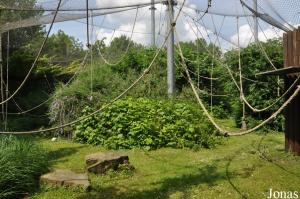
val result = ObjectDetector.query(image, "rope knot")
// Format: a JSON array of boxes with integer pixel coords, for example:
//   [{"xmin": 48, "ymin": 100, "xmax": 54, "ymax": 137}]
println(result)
[{"xmin": 144, "ymin": 68, "xmax": 150, "ymax": 74}]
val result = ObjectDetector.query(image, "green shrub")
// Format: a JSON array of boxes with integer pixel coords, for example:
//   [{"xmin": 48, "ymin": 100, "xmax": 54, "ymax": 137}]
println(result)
[
  {"xmin": 74, "ymin": 98, "xmax": 219, "ymax": 150},
  {"xmin": 0, "ymin": 136, "xmax": 49, "ymax": 199}
]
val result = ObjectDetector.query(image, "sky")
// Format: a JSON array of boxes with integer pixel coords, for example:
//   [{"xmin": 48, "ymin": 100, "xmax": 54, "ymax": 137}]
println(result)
[{"xmin": 37, "ymin": 0, "xmax": 298, "ymax": 51}]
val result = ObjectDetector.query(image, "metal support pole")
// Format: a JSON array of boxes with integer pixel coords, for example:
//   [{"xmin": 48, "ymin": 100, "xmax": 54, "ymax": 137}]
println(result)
[
  {"xmin": 150, "ymin": 0, "xmax": 156, "ymax": 46},
  {"xmin": 253, "ymin": 0, "xmax": 258, "ymax": 42},
  {"xmin": 4, "ymin": 31, "xmax": 9, "ymax": 130},
  {"xmin": 0, "ymin": 32, "xmax": 4, "ymax": 123},
  {"xmin": 86, "ymin": 0, "xmax": 90, "ymax": 48},
  {"xmin": 166, "ymin": 0, "xmax": 175, "ymax": 97}
]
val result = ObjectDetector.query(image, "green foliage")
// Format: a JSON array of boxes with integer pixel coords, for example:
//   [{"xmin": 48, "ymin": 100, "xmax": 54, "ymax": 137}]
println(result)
[
  {"xmin": 40, "ymin": 30, "xmax": 84, "ymax": 62},
  {"xmin": 176, "ymin": 39, "xmax": 231, "ymax": 115},
  {"xmin": 0, "ymin": 136, "xmax": 49, "ymax": 199},
  {"xmin": 0, "ymin": 0, "xmax": 43, "ymax": 52},
  {"xmin": 74, "ymin": 98, "xmax": 219, "ymax": 150},
  {"xmin": 224, "ymin": 39, "xmax": 285, "ymax": 130}
]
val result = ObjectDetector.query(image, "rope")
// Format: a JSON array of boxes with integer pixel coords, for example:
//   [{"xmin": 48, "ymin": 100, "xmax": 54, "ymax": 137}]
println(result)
[
  {"xmin": 0, "ymin": 2, "xmax": 160, "ymax": 12},
  {"xmin": 180, "ymin": 10, "xmax": 237, "ymax": 47},
  {"xmin": 180, "ymin": 3, "xmax": 253, "ymax": 17},
  {"xmin": 174, "ymin": 9, "xmax": 300, "ymax": 136},
  {"xmin": 174, "ymin": 62, "xmax": 230, "ymax": 97},
  {"xmin": 195, "ymin": 0, "xmax": 212, "ymax": 22},
  {"xmin": 175, "ymin": 29, "xmax": 300, "ymax": 136},
  {"xmin": 1, "ymin": 52, "xmax": 89, "ymax": 116},
  {"xmin": 0, "ymin": 0, "xmax": 187, "ymax": 135},
  {"xmin": 96, "ymin": 8, "xmax": 139, "ymax": 66},
  {"xmin": 241, "ymin": 2, "xmax": 277, "ymax": 70},
  {"xmin": 0, "ymin": 0, "xmax": 63, "ymax": 106},
  {"xmin": 186, "ymin": 14, "xmax": 296, "ymax": 114},
  {"xmin": 264, "ymin": 0, "xmax": 294, "ymax": 30},
  {"xmin": 241, "ymin": 76, "xmax": 300, "ymax": 113},
  {"xmin": 237, "ymin": 16, "xmax": 247, "ymax": 126}
]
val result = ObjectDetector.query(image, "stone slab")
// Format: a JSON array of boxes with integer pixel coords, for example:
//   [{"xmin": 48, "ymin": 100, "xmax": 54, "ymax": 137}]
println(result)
[
  {"xmin": 40, "ymin": 169, "xmax": 90, "ymax": 191},
  {"xmin": 85, "ymin": 152, "xmax": 130, "ymax": 174}
]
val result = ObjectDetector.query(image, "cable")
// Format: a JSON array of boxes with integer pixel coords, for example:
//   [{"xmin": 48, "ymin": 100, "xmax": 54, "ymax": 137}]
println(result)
[
  {"xmin": 174, "ymin": 10, "xmax": 300, "ymax": 135},
  {"xmin": 1, "ymin": 52, "xmax": 89, "ymax": 116},
  {"xmin": 241, "ymin": 4, "xmax": 277, "ymax": 70},
  {"xmin": 175, "ymin": 29, "xmax": 300, "ymax": 136},
  {"xmin": 187, "ymin": 12, "xmax": 294, "ymax": 114},
  {"xmin": 96, "ymin": 8, "xmax": 139, "ymax": 66},
  {"xmin": 263, "ymin": 0, "xmax": 294, "ymax": 30},
  {"xmin": 0, "ymin": 0, "xmax": 63, "ymax": 105},
  {"xmin": 0, "ymin": 0, "xmax": 187, "ymax": 135},
  {"xmin": 180, "ymin": 3, "xmax": 253, "ymax": 17},
  {"xmin": 0, "ymin": 2, "xmax": 161, "ymax": 12},
  {"xmin": 195, "ymin": 0, "xmax": 212, "ymax": 22}
]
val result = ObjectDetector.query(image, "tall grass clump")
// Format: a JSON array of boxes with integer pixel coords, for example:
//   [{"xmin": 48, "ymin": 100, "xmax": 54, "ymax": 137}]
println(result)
[{"xmin": 0, "ymin": 136, "xmax": 49, "ymax": 199}]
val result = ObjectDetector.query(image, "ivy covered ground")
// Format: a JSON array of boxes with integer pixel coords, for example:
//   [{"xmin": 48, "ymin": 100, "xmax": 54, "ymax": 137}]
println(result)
[{"xmin": 32, "ymin": 131, "xmax": 300, "ymax": 199}]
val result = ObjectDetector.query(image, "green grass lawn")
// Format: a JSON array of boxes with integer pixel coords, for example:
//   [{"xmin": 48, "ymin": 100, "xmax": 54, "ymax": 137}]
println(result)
[{"xmin": 32, "ymin": 132, "xmax": 300, "ymax": 199}]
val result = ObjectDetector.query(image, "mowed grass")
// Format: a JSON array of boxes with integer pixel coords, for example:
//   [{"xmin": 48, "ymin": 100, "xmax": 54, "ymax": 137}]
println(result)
[{"xmin": 32, "ymin": 132, "xmax": 300, "ymax": 199}]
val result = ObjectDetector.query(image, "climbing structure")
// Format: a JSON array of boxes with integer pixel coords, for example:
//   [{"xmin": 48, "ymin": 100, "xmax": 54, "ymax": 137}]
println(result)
[{"xmin": 256, "ymin": 28, "xmax": 300, "ymax": 155}]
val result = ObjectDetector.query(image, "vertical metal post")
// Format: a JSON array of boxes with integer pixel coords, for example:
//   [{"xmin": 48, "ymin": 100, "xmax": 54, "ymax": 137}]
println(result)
[
  {"xmin": 4, "ymin": 31, "xmax": 9, "ymax": 130},
  {"xmin": 150, "ymin": 0, "xmax": 156, "ymax": 46},
  {"xmin": 210, "ymin": 47, "xmax": 214, "ymax": 113},
  {"xmin": 253, "ymin": 0, "xmax": 258, "ymax": 42},
  {"xmin": 0, "ymin": 32, "xmax": 4, "ymax": 123},
  {"xmin": 166, "ymin": 0, "xmax": 175, "ymax": 97},
  {"xmin": 86, "ymin": 0, "xmax": 90, "ymax": 48}
]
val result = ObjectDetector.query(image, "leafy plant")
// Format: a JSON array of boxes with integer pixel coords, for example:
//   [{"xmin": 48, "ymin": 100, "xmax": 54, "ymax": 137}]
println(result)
[{"xmin": 74, "ymin": 98, "xmax": 219, "ymax": 150}]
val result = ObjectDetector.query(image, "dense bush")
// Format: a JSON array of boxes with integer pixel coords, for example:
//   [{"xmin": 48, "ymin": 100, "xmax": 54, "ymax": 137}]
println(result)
[
  {"xmin": 74, "ymin": 98, "xmax": 219, "ymax": 150},
  {"xmin": 0, "ymin": 136, "xmax": 49, "ymax": 199}
]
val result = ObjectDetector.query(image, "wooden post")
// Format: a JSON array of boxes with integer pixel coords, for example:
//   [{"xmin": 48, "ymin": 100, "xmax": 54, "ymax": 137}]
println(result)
[{"xmin": 284, "ymin": 28, "xmax": 300, "ymax": 156}]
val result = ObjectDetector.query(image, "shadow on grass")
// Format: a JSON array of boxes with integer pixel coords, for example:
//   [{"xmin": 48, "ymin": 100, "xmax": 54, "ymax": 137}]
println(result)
[
  {"xmin": 77, "ymin": 161, "xmax": 227, "ymax": 199},
  {"xmin": 225, "ymin": 156, "xmax": 249, "ymax": 199},
  {"xmin": 47, "ymin": 146, "xmax": 85, "ymax": 166},
  {"xmin": 257, "ymin": 134, "xmax": 300, "ymax": 178}
]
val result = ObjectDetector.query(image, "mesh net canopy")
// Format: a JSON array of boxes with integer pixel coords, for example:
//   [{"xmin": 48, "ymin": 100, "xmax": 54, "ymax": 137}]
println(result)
[{"xmin": 0, "ymin": 0, "xmax": 299, "ymax": 49}]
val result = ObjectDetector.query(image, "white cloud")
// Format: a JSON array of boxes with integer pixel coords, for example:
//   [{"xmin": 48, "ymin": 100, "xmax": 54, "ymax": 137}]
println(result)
[
  {"xmin": 230, "ymin": 24, "xmax": 283, "ymax": 48},
  {"xmin": 95, "ymin": 22, "xmax": 151, "ymax": 46},
  {"xmin": 91, "ymin": 0, "xmax": 198, "ymax": 46}
]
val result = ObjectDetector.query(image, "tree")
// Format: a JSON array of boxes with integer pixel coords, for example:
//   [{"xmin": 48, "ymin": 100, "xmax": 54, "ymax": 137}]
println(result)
[
  {"xmin": 41, "ymin": 30, "xmax": 84, "ymax": 63},
  {"xmin": 224, "ymin": 39, "xmax": 284, "ymax": 130},
  {"xmin": 0, "ymin": 0, "xmax": 43, "ymax": 52}
]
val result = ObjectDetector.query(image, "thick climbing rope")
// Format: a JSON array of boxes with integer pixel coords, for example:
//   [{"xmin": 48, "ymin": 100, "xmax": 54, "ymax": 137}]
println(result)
[
  {"xmin": 1, "ymin": 51, "xmax": 89, "ymax": 116},
  {"xmin": 0, "ymin": 0, "xmax": 63, "ymax": 106},
  {"xmin": 173, "ymin": 62, "xmax": 230, "ymax": 97},
  {"xmin": 257, "ymin": 21, "xmax": 282, "ymax": 97},
  {"xmin": 186, "ymin": 14, "xmax": 299, "ymax": 114},
  {"xmin": 174, "ymin": 1, "xmax": 300, "ymax": 135},
  {"xmin": 96, "ymin": 8, "xmax": 139, "ymax": 66},
  {"xmin": 237, "ymin": 16, "xmax": 247, "ymax": 125},
  {"xmin": 0, "ymin": 0, "xmax": 187, "ymax": 135},
  {"xmin": 175, "ymin": 29, "xmax": 300, "ymax": 136}
]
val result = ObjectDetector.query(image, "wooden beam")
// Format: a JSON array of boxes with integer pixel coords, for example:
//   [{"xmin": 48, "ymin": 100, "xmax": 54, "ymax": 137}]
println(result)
[{"xmin": 255, "ymin": 66, "xmax": 300, "ymax": 76}]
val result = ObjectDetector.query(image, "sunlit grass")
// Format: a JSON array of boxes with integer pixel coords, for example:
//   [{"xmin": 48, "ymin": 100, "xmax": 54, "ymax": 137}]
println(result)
[{"xmin": 31, "ymin": 131, "xmax": 300, "ymax": 199}]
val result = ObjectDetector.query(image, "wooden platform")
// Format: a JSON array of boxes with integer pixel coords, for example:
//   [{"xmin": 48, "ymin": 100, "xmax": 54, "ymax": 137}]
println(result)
[{"xmin": 255, "ymin": 66, "xmax": 300, "ymax": 76}]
